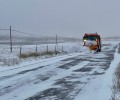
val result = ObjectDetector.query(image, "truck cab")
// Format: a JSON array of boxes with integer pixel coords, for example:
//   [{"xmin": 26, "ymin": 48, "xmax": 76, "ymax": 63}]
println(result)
[{"xmin": 83, "ymin": 33, "xmax": 101, "ymax": 52}]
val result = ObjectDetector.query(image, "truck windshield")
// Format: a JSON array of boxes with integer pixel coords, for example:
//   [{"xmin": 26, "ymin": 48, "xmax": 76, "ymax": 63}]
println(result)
[{"xmin": 83, "ymin": 36, "xmax": 97, "ymax": 41}]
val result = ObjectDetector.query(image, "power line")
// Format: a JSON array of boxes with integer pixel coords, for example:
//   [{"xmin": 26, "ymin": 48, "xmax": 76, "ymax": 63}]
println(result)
[
  {"xmin": 12, "ymin": 29, "xmax": 53, "ymax": 38},
  {"xmin": 0, "ymin": 29, "xmax": 10, "ymax": 30},
  {"xmin": 0, "ymin": 27, "xmax": 75, "ymax": 39},
  {"xmin": 0, "ymin": 28, "xmax": 54, "ymax": 38}
]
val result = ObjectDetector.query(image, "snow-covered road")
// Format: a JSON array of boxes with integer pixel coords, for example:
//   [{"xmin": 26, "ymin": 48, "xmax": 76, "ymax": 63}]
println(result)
[{"xmin": 0, "ymin": 43, "xmax": 118, "ymax": 100}]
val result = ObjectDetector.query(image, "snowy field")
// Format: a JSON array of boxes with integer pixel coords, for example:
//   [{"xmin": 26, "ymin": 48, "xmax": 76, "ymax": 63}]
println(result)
[
  {"xmin": 0, "ymin": 40, "xmax": 120, "ymax": 100},
  {"xmin": 0, "ymin": 42, "xmax": 88, "ymax": 67}
]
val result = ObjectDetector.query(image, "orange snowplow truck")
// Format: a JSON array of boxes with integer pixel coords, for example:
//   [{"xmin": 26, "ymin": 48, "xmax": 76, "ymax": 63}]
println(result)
[{"xmin": 83, "ymin": 33, "xmax": 101, "ymax": 52}]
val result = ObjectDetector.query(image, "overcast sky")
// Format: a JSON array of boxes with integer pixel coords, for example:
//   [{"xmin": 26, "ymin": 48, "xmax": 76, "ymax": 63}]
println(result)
[{"xmin": 0, "ymin": 0, "xmax": 120, "ymax": 38}]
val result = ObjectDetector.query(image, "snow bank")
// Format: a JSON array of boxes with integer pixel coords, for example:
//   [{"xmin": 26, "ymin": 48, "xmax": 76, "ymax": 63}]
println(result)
[
  {"xmin": 96, "ymin": 45, "xmax": 120, "ymax": 100},
  {"xmin": 75, "ymin": 44, "xmax": 120, "ymax": 100}
]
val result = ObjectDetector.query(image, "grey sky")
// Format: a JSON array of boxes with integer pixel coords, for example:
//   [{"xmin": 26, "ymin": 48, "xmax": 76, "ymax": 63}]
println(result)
[{"xmin": 0, "ymin": 0, "xmax": 120, "ymax": 38}]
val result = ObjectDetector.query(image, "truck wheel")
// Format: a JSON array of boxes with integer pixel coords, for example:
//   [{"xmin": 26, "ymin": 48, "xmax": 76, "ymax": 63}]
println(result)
[
  {"xmin": 99, "ymin": 45, "xmax": 101, "ymax": 52},
  {"xmin": 97, "ymin": 45, "xmax": 101, "ymax": 52}
]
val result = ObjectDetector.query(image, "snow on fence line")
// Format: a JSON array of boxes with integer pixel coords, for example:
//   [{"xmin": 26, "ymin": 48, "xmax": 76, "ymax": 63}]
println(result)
[
  {"xmin": 0, "ymin": 44, "xmax": 64, "ymax": 54},
  {"xmin": 0, "ymin": 42, "xmax": 83, "ymax": 66}
]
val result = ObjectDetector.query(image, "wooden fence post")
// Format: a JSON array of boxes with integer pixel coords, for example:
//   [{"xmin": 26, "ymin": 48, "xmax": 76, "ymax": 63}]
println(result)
[
  {"xmin": 62, "ymin": 45, "xmax": 63, "ymax": 52},
  {"xmin": 20, "ymin": 46, "xmax": 22, "ymax": 55},
  {"xmin": 47, "ymin": 45, "xmax": 48, "ymax": 53},
  {"xmin": 36, "ymin": 45, "xmax": 37, "ymax": 52},
  {"xmin": 55, "ymin": 45, "xmax": 57, "ymax": 55}
]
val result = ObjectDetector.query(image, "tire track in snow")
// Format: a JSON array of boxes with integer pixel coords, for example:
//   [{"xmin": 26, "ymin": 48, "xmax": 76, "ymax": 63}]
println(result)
[
  {"xmin": 0, "ymin": 53, "xmax": 81, "ymax": 81},
  {"xmin": 26, "ymin": 45, "xmax": 117, "ymax": 100},
  {"xmin": 0, "ymin": 54, "xmax": 86, "ymax": 96}
]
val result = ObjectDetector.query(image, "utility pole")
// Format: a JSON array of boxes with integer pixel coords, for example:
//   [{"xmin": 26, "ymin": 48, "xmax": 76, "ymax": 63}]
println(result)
[
  {"xmin": 55, "ymin": 35, "xmax": 58, "ymax": 55},
  {"xmin": 56, "ymin": 35, "xmax": 58, "ymax": 49},
  {"xmin": 10, "ymin": 26, "xmax": 12, "ymax": 53},
  {"xmin": 56, "ymin": 35, "xmax": 58, "ymax": 45}
]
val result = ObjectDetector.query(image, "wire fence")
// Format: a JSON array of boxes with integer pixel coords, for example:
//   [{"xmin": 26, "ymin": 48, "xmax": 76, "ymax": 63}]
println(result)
[{"xmin": 0, "ymin": 26, "xmax": 79, "ymax": 54}]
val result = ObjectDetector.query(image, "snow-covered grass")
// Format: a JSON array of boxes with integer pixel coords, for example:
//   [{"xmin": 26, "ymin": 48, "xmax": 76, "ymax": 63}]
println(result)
[
  {"xmin": 19, "ymin": 51, "xmax": 60, "ymax": 58},
  {"xmin": 96, "ymin": 44, "xmax": 120, "ymax": 100},
  {"xmin": 111, "ymin": 45, "xmax": 120, "ymax": 100},
  {"xmin": 111, "ymin": 63, "xmax": 120, "ymax": 100}
]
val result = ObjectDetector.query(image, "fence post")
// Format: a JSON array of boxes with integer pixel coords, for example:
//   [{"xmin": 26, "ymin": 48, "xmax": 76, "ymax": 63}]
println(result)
[
  {"xmin": 10, "ymin": 26, "xmax": 12, "ymax": 53},
  {"xmin": 47, "ymin": 45, "xmax": 48, "ymax": 53},
  {"xmin": 56, "ymin": 35, "xmax": 58, "ymax": 51},
  {"xmin": 62, "ymin": 45, "xmax": 63, "ymax": 52},
  {"xmin": 55, "ymin": 45, "xmax": 57, "ymax": 55},
  {"xmin": 20, "ymin": 46, "xmax": 22, "ymax": 55},
  {"xmin": 36, "ymin": 45, "xmax": 37, "ymax": 52}
]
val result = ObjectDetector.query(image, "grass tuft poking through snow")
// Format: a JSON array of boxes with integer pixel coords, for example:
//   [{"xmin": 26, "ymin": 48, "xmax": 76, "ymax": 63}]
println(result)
[
  {"xmin": 117, "ymin": 45, "xmax": 120, "ymax": 54},
  {"xmin": 19, "ymin": 51, "xmax": 60, "ymax": 58},
  {"xmin": 111, "ymin": 63, "xmax": 120, "ymax": 100}
]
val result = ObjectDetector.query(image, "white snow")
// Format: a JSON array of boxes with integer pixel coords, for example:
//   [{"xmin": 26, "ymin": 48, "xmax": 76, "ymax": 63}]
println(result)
[
  {"xmin": 0, "ymin": 42, "xmax": 89, "ymax": 67},
  {"xmin": 84, "ymin": 40, "xmax": 97, "ymax": 46},
  {"xmin": 96, "ymin": 46, "xmax": 120, "ymax": 100},
  {"xmin": 75, "ymin": 44, "xmax": 120, "ymax": 100},
  {"xmin": 0, "ymin": 40, "xmax": 119, "ymax": 100}
]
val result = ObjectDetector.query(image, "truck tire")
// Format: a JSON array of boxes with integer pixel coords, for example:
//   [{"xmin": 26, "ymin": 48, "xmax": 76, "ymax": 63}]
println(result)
[{"xmin": 97, "ymin": 45, "xmax": 101, "ymax": 52}]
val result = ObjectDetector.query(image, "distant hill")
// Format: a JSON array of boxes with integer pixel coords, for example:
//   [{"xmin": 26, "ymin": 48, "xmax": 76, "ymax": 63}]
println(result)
[
  {"xmin": 102, "ymin": 36, "xmax": 120, "ymax": 41},
  {"xmin": 0, "ymin": 35, "xmax": 80, "ymax": 45}
]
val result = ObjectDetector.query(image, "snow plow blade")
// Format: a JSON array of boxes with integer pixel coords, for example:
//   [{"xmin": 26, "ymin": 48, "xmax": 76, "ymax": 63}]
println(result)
[{"xmin": 83, "ymin": 33, "xmax": 101, "ymax": 52}]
